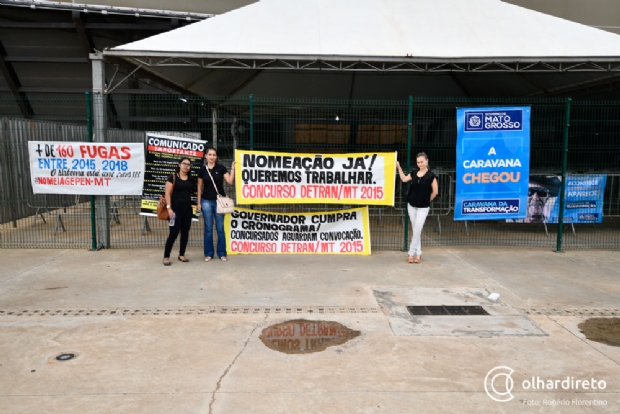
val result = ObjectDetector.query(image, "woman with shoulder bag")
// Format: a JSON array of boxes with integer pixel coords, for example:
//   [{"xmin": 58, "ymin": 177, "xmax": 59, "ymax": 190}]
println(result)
[
  {"xmin": 163, "ymin": 157, "xmax": 194, "ymax": 266},
  {"xmin": 197, "ymin": 147, "xmax": 236, "ymax": 262},
  {"xmin": 396, "ymin": 152, "xmax": 439, "ymax": 264}
]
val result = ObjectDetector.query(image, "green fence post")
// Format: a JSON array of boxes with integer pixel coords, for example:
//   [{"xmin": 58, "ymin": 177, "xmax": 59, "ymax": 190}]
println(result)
[
  {"xmin": 86, "ymin": 91, "xmax": 97, "ymax": 251},
  {"xmin": 556, "ymin": 97, "xmax": 572, "ymax": 252},
  {"xmin": 404, "ymin": 96, "xmax": 413, "ymax": 251},
  {"xmin": 249, "ymin": 94, "xmax": 254, "ymax": 150}
]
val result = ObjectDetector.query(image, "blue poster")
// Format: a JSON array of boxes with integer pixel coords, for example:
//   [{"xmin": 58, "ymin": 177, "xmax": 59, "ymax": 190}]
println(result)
[
  {"xmin": 455, "ymin": 107, "xmax": 531, "ymax": 220},
  {"xmin": 547, "ymin": 174, "xmax": 607, "ymax": 223},
  {"xmin": 558, "ymin": 174, "xmax": 607, "ymax": 223},
  {"xmin": 507, "ymin": 175, "xmax": 606, "ymax": 224}
]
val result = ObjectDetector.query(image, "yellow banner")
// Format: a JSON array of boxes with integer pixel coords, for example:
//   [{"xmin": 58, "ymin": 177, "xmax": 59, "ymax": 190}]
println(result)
[
  {"xmin": 141, "ymin": 199, "xmax": 158, "ymax": 212},
  {"xmin": 235, "ymin": 150, "xmax": 396, "ymax": 205},
  {"xmin": 225, "ymin": 206, "xmax": 371, "ymax": 255}
]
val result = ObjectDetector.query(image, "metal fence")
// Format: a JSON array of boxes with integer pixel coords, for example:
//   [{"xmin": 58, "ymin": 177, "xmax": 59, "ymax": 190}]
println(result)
[{"xmin": 1, "ymin": 94, "xmax": 619, "ymax": 250}]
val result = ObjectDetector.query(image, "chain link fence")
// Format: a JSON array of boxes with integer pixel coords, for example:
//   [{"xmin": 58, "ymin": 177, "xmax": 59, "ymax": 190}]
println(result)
[{"xmin": 1, "ymin": 94, "xmax": 619, "ymax": 250}]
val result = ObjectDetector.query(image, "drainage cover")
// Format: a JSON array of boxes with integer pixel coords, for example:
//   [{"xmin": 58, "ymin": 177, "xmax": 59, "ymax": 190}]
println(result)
[
  {"xmin": 259, "ymin": 319, "xmax": 360, "ymax": 354},
  {"xmin": 407, "ymin": 305, "xmax": 490, "ymax": 316},
  {"xmin": 55, "ymin": 353, "xmax": 76, "ymax": 361}
]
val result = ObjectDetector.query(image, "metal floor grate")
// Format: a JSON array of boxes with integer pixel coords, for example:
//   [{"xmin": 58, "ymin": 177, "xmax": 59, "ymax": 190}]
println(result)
[{"xmin": 406, "ymin": 305, "xmax": 490, "ymax": 316}]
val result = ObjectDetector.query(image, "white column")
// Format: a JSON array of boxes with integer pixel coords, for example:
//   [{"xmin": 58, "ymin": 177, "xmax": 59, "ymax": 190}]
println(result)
[{"xmin": 90, "ymin": 52, "xmax": 110, "ymax": 248}]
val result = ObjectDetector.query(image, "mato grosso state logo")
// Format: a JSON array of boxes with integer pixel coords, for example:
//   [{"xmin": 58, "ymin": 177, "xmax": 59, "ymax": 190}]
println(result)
[
  {"xmin": 468, "ymin": 114, "xmax": 482, "ymax": 128},
  {"xmin": 465, "ymin": 110, "xmax": 523, "ymax": 132}
]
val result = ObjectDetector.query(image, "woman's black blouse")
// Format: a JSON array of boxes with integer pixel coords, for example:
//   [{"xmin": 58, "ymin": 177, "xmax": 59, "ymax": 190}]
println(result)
[
  {"xmin": 407, "ymin": 170, "xmax": 437, "ymax": 208},
  {"xmin": 166, "ymin": 174, "xmax": 193, "ymax": 211},
  {"xmin": 199, "ymin": 163, "xmax": 228, "ymax": 200}
]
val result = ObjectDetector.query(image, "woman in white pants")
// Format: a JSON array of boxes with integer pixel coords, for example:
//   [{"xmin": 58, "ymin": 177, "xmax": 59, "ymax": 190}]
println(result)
[{"xmin": 396, "ymin": 153, "xmax": 438, "ymax": 263}]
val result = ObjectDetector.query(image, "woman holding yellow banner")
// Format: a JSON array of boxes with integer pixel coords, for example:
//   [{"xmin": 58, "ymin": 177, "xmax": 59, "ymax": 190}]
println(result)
[{"xmin": 396, "ymin": 153, "xmax": 438, "ymax": 264}]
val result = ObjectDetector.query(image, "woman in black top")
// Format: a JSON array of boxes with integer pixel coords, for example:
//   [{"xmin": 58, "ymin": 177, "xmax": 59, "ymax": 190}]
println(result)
[
  {"xmin": 163, "ymin": 157, "xmax": 194, "ymax": 265},
  {"xmin": 396, "ymin": 152, "xmax": 438, "ymax": 264},
  {"xmin": 197, "ymin": 147, "xmax": 235, "ymax": 262}
]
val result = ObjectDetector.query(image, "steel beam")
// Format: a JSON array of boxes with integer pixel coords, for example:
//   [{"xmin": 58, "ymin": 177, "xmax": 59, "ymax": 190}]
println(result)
[
  {"xmin": 0, "ymin": 0, "xmax": 212, "ymax": 20},
  {"xmin": 104, "ymin": 49, "xmax": 620, "ymax": 64},
  {"xmin": 0, "ymin": 41, "xmax": 34, "ymax": 118},
  {"xmin": 4, "ymin": 56, "xmax": 90, "ymax": 63},
  {"xmin": 72, "ymin": 11, "xmax": 95, "ymax": 56},
  {"xmin": 0, "ymin": 22, "xmax": 176, "ymax": 30},
  {"xmin": 224, "ymin": 70, "xmax": 263, "ymax": 97},
  {"xmin": 528, "ymin": 73, "xmax": 620, "ymax": 97},
  {"xmin": 104, "ymin": 52, "xmax": 620, "ymax": 73},
  {"xmin": 0, "ymin": 87, "xmax": 170, "ymax": 94}
]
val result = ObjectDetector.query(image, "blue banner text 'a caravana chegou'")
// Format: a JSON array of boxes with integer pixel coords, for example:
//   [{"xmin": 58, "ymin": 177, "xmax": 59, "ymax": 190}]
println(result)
[{"xmin": 455, "ymin": 107, "xmax": 531, "ymax": 220}]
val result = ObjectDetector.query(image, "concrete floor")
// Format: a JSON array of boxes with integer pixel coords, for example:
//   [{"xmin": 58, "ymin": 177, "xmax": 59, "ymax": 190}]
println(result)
[{"xmin": 0, "ymin": 247, "xmax": 619, "ymax": 413}]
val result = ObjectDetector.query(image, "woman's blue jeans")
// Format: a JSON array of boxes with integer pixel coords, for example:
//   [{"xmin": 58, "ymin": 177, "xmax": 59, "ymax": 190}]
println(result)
[{"xmin": 201, "ymin": 199, "xmax": 226, "ymax": 258}]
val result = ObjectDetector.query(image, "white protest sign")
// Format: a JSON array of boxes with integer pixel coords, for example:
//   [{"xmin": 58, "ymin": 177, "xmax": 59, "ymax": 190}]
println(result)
[
  {"xmin": 29, "ymin": 141, "xmax": 145, "ymax": 195},
  {"xmin": 226, "ymin": 207, "xmax": 371, "ymax": 255}
]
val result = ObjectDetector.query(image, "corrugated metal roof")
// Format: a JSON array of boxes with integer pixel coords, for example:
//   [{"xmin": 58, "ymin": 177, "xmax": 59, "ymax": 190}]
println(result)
[{"xmin": 0, "ymin": 0, "xmax": 213, "ymax": 20}]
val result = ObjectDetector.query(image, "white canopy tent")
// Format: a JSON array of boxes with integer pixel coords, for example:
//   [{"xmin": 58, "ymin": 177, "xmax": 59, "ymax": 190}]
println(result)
[{"xmin": 101, "ymin": 0, "xmax": 620, "ymax": 98}]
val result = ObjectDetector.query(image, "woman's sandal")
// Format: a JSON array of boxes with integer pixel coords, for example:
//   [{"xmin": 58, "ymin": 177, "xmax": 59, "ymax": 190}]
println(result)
[
  {"xmin": 163, "ymin": 258, "xmax": 171, "ymax": 266},
  {"xmin": 408, "ymin": 256, "xmax": 414, "ymax": 264},
  {"xmin": 204, "ymin": 257, "xmax": 212, "ymax": 262},
  {"xmin": 413, "ymin": 256, "xmax": 421, "ymax": 264},
  {"xmin": 178, "ymin": 256, "xmax": 189, "ymax": 262},
  {"xmin": 220, "ymin": 257, "xmax": 228, "ymax": 262}
]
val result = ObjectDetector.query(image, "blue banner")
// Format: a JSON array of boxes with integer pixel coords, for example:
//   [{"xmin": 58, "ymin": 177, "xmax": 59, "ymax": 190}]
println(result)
[
  {"xmin": 455, "ymin": 107, "xmax": 531, "ymax": 220},
  {"xmin": 560, "ymin": 174, "xmax": 607, "ymax": 223},
  {"xmin": 507, "ymin": 174, "xmax": 606, "ymax": 224}
]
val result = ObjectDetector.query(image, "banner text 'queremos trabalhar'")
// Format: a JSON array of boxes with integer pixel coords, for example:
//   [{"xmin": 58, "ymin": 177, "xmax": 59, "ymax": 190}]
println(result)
[
  {"xmin": 225, "ymin": 207, "xmax": 371, "ymax": 255},
  {"xmin": 235, "ymin": 150, "xmax": 396, "ymax": 205},
  {"xmin": 28, "ymin": 141, "xmax": 144, "ymax": 195}
]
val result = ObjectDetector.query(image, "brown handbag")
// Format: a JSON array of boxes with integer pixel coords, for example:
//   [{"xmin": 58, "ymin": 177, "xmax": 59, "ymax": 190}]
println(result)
[{"xmin": 157, "ymin": 174, "xmax": 176, "ymax": 220}]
